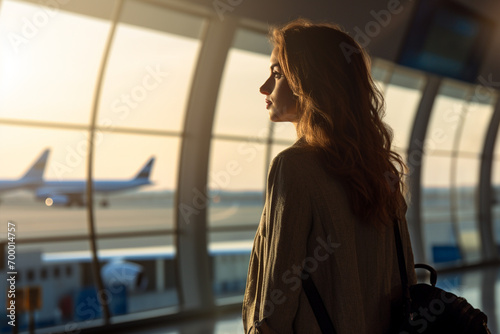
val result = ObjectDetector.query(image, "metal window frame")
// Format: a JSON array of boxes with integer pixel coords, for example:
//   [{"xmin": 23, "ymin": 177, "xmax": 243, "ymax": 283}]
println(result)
[
  {"xmin": 174, "ymin": 17, "xmax": 238, "ymax": 311},
  {"xmin": 406, "ymin": 75, "xmax": 442, "ymax": 264},
  {"xmin": 478, "ymin": 95, "xmax": 500, "ymax": 261}
]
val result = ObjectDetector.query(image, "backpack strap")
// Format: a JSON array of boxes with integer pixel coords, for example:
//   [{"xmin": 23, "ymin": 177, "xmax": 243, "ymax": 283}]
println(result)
[
  {"xmin": 302, "ymin": 269, "xmax": 337, "ymax": 334},
  {"xmin": 393, "ymin": 218, "xmax": 412, "ymax": 318}
]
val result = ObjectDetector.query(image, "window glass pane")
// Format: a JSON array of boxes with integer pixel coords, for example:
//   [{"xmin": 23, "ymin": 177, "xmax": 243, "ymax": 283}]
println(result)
[
  {"xmin": 12, "ymin": 241, "xmax": 97, "ymax": 329},
  {"xmin": 425, "ymin": 81, "xmax": 470, "ymax": 153},
  {"xmin": 0, "ymin": 125, "xmax": 96, "ymax": 331},
  {"xmin": 209, "ymin": 232, "xmax": 253, "ymax": 300},
  {"xmin": 454, "ymin": 157, "xmax": 481, "ymax": 263},
  {"xmin": 93, "ymin": 133, "xmax": 179, "ymax": 233},
  {"xmin": 455, "ymin": 157, "xmax": 479, "ymax": 187},
  {"xmin": 273, "ymin": 121, "xmax": 297, "ymax": 142},
  {"xmin": 98, "ymin": 3, "xmax": 204, "ymax": 132},
  {"xmin": 384, "ymin": 69, "xmax": 425, "ymax": 151},
  {"xmin": 208, "ymin": 138, "xmax": 266, "ymax": 301},
  {"xmin": 91, "ymin": 132, "xmax": 178, "ymax": 189},
  {"xmin": 120, "ymin": 0, "xmax": 203, "ymax": 39},
  {"xmin": 92, "ymin": 132, "xmax": 178, "ymax": 319},
  {"xmin": 95, "ymin": 236, "xmax": 179, "ymax": 314},
  {"xmin": 421, "ymin": 154, "xmax": 461, "ymax": 264},
  {"xmin": 458, "ymin": 92, "xmax": 496, "ymax": 154},
  {"xmin": 208, "ymin": 139, "xmax": 266, "ymax": 228},
  {"xmin": 208, "ymin": 139, "xmax": 267, "ymax": 192},
  {"xmin": 213, "ymin": 29, "xmax": 271, "ymax": 137},
  {"xmin": 0, "ymin": 0, "xmax": 110, "ymax": 124},
  {"xmin": 0, "ymin": 126, "xmax": 89, "ymax": 237},
  {"xmin": 422, "ymin": 154, "xmax": 451, "ymax": 189},
  {"xmin": 0, "ymin": 127, "xmax": 180, "ymax": 326},
  {"xmin": 422, "ymin": 81, "xmax": 494, "ymax": 265},
  {"xmin": 371, "ymin": 58, "xmax": 392, "ymax": 86},
  {"xmin": 437, "ymin": 271, "xmax": 482, "ymax": 314},
  {"xmin": 209, "ymin": 192, "xmax": 264, "ymax": 230}
]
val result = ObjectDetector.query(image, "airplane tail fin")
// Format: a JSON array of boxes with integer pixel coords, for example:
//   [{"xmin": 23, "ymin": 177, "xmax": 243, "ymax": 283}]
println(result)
[
  {"xmin": 134, "ymin": 157, "xmax": 155, "ymax": 181},
  {"xmin": 21, "ymin": 148, "xmax": 50, "ymax": 181}
]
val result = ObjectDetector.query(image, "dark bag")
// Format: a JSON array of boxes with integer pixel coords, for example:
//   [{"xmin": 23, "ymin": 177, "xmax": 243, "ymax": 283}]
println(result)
[
  {"xmin": 302, "ymin": 219, "xmax": 491, "ymax": 334},
  {"xmin": 392, "ymin": 221, "xmax": 491, "ymax": 334}
]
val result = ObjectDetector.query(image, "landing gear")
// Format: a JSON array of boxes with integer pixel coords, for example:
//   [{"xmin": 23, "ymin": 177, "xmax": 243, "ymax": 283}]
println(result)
[{"xmin": 100, "ymin": 199, "xmax": 109, "ymax": 207}]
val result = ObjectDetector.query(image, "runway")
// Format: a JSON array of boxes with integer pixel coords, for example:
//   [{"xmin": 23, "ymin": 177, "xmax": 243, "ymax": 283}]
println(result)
[{"xmin": 0, "ymin": 193, "xmax": 261, "ymax": 254}]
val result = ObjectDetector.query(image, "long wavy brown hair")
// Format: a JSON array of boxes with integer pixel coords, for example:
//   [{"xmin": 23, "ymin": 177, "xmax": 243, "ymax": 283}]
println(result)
[{"xmin": 271, "ymin": 19, "xmax": 407, "ymax": 226}]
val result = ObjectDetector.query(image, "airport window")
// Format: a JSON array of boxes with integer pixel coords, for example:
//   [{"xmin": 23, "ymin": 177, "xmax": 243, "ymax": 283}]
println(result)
[
  {"xmin": 97, "ymin": 1, "xmax": 203, "ymax": 132},
  {"xmin": 213, "ymin": 28, "xmax": 299, "ymax": 144},
  {"xmin": 365, "ymin": 60, "xmax": 425, "ymax": 162},
  {"xmin": 272, "ymin": 122, "xmax": 298, "ymax": 144},
  {"xmin": 383, "ymin": 68, "xmax": 426, "ymax": 153},
  {"xmin": 454, "ymin": 90, "xmax": 496, "ymax": 263},
  {"xmin": 421, "ymin": 154, "xmax": 455, "ymax": 263},
  {"xmin": 454, "ymin": 157, "xmax": 482, "ymax": 262},
  {"xmin": 212, "ymin": 29, "xmax": 272, "ymax": 138},
  {"xmin": 420, "ymin": 79, "xmax": 493, "ymax": 265},
  {"xmin": 91, "ymin": 132, "xmax": 180, "ymax": 314},
  {"xmin": 421, "ymin": 81, "xmax": 468, "ymax": 264},
  {"xmin": 0, "ymin": 0, "xmax": 111, "ymax": 125},
  {"xmin": 0, "ymin": 126, "xmax": 89, "ymax": 245},
  {"xmin": 208, "ymin": 139, "xmax": 267, "ymax": 229},
  {"xmin": 371, "ymin": 58, "xmax": 393, "ymax": 90},
  {"xmin": 93, "ymin": 134, "xmax": 179, "ymax": 232},
  {"xmin": 0, "ymin": 0, "xmax": 204, "ymax": 330},
  {"xmin": 426, "ymin": 81, "xmax": 471, "ymax": 152},
  {"xmin": 209, "ymin": 28, "xmax": 273, "ymax": 300},
  {"xmin": 459, "ymin": 92, "xmax": 496, "ymax": 154},
  {"xmin": 90, "ymin": 1, "xmax": 205, "ymax": 317}
]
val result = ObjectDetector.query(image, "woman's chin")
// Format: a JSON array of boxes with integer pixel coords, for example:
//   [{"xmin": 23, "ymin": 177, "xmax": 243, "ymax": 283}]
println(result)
[{"xmin": 269, "ymin": 111, "xmax": 283, "ymax": 122}]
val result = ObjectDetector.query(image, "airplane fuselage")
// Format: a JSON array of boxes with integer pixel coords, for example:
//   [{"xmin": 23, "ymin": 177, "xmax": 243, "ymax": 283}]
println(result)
[
  {"xmin": 38, "ymin": 179, "xmax": 151, "ymax": 195},
  {"xmin": 1, "ymin": 153, "xmax": 154, "ymax": 207},
  {"xmin": 0, "ymin": 179, "xmax": 43, "ymax": 194}
]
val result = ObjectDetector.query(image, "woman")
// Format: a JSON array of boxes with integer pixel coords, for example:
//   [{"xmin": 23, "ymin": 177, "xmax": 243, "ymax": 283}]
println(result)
[{"xmin": 242, "ymin": 19, "xmax": 416, "ymax": 333}]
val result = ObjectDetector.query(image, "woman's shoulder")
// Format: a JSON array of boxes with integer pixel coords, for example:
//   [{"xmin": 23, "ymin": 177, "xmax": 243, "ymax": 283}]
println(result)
[
  {"xmin": 274, "ymin": 138, "xmax": 317, "ymax": 163},
  {"xmin": 271, "ymin": 139, "xmax": 322, "ymax": 176}
]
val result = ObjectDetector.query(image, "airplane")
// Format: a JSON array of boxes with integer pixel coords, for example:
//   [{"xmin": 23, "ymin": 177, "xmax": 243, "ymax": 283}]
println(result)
[
  {"xmin": 36, "ymin": 157, "xmax": 155, "ymax": 207},
  {"xmin": 0, "ymin": 148, "xmax": 50, "ymax": 197}
]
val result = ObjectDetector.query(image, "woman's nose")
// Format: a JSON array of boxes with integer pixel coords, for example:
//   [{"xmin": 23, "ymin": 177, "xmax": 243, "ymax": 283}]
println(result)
[{"xmin": 259, "ymin": 77, "xmax": 272, "ymax": 95}]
